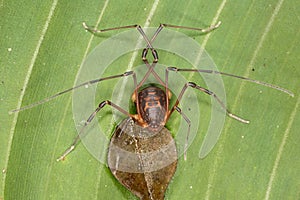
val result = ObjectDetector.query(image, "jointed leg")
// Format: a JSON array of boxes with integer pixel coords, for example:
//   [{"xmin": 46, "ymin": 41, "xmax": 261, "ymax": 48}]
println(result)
[
  {"xmin": 10, "ymin": 71, "xmax": 136, "ymax": 113},
  {"xmin": 172, "ymin": 106, "xmax": 191, "ymax": 160},
  {"xmin": 161, "ymin": 21, "xmax": 221, "ymax": 33},
  {"xmin": 170, "ymin": 81, "xmax": 249, "ymax": 123},
  {"xmin": 56, "ymin": 72, "xmax": 138, "ymax": 161},
  {"xmin": 167, "ymin": 67, "xmax": 294, "ymax": 97},
  {"xmin": 83, "ymin": 21, "xmax": 221, "ymax": 63},
  {"xmin": 57, "ymin": 100, "xmax": 135, "ymax": 161}
]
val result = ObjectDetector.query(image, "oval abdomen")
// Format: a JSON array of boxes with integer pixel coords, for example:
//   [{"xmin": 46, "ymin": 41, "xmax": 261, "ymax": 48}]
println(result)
[{"xmin": 108, "ymin": 118, "xmax": 177, "ymax": 200}]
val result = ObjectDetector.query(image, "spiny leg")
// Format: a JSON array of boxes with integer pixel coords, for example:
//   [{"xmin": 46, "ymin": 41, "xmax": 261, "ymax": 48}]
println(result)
[{"xmin": 57, "ymin": 100, "xmax": 135, "ymax": 161}]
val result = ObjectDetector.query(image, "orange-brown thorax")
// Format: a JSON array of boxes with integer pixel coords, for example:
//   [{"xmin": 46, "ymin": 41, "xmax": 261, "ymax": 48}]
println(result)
[{"xmin": 132, "ymin": 86, "xmax": 170, "ymax": 131}]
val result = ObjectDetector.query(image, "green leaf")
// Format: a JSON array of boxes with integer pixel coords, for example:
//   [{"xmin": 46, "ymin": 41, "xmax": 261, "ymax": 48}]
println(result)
[{"xmin": 1, "ymin": 0, "xmax": 299, "ymax": 200}]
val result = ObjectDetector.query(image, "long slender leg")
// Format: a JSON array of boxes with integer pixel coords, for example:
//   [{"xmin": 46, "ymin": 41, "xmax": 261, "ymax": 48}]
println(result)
[
  {"xmin": 83, "ymin": 21, "xmax": 222, "ymax": 63},
  {"xmin": 137, "ymin": 60, "xmax": 166, "ymax": 87},
  {"xmin": 165, "ymin": 67, "xmax": 249, "ymax": 159},
  {"xmin": 82, "ymin": 21, "xmax": 225, "ymax": 125},
  {"xmin": 10, "ymin": 71, "xmax": 136, "ymax": 113},
  {"xmin": 161, "ymin": 21, "xmax": 221, "ymax": 33},
  {"xmin": 137, "ymin": 21, "xmax": 219, "ymax": 87},
  {"xmin": 140, "ymin": 21, "xmax": 221, "ymax": 61},
  {"xmin": 82, "ymin": 23, "xmax": 138, "ymax": 33},
  {"xmin": 83, "ymin": 22, "xmax": 153, "ymax": 50},
  {"xmin": 171, "ymin": 81, "xmax": 249, "ymax": 123},
  {"xmin": 137, "ymin": 21, "xmax": 221, "ymax": 62},
  {"xmin": 56, "ymin": 70, "xmax": 138, "ymax": 161},
  {"xmin": 83, "ymin": 22, "xmax": 163, "ymax": 92},
  {"xmin": 173, "ymin": 106, "xmax": 191, "ymax": 161},
  {"xmin": 167, "ymin": 67, "xmax": 294, "ymax": 97},
  {"xmin": 83, "ymin": 23, "xmax": 158, "ymax": 62},
  {"xmin": 139, "ymin": 21, "xmax": 221, "ymax": 57},
  {"xmin": 81, "ymin": 21, "xmax": 224, "ymax": 91},
  {"xmin": 83, "ymin": 23, "xmax": 167, "ymax": 119},
  {"xmin": 57, "ymin": 100, "xmax": 135, "ymax": 161},
  {"xmin": 138, "ymin": 21, "xmax": 221, "ymax": 110},
  {"xmin": 141, "ymin": 22, "xmax": 222, "ymax": 113}
]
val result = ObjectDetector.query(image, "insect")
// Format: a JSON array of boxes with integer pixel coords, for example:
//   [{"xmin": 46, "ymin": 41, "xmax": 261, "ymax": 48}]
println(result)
[{"xmin": 10, "ymin": 21, "xmax": 294, "ymax": 200}]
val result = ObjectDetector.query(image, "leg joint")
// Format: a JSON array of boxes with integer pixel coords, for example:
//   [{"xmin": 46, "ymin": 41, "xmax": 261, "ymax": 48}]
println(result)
[
  {"xmin": 187, "ymin": 82, "xmax": 197, "ymax": 88},
  {"xmin": 167, "ymin": 66, "xmax": 178, "ymax": 72},
  {"xmin": 124, "ymin": 71, "xmax": 134, "ymax": 76},
  {"xmin": 99, "ymin": 101, "xmax": 109, "ymax": 108}
]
